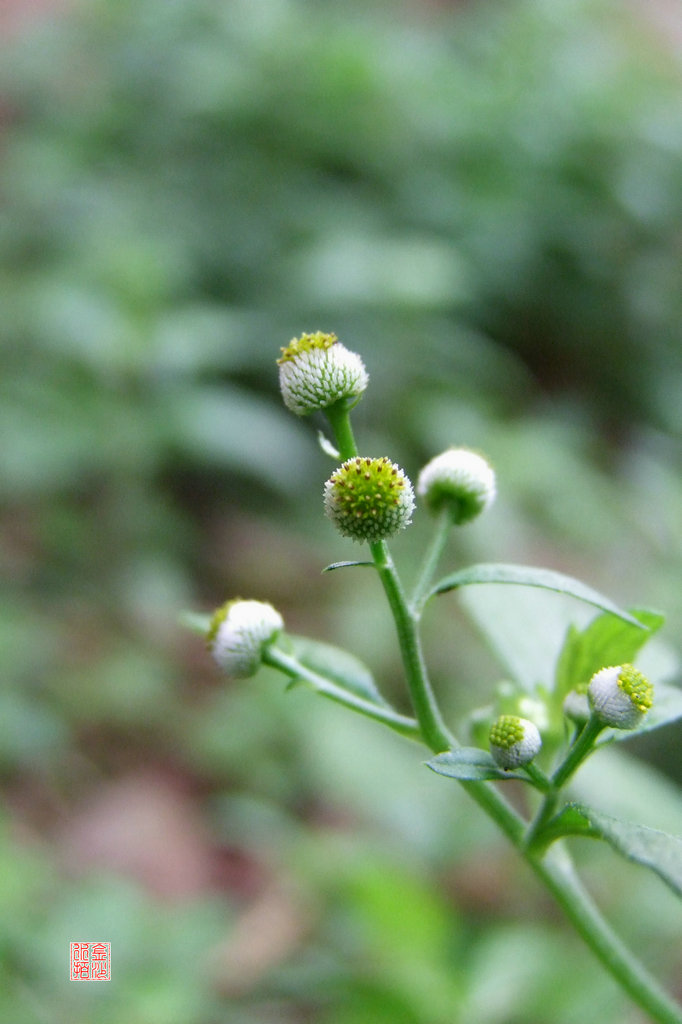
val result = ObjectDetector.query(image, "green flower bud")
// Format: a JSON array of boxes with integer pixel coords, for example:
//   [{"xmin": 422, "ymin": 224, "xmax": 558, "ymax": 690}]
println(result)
[
  {"xmin": 324, "ymin": 456, "xmax": 415, "ymax": 542},
  {"xmin": 588, "ymin": 664, "xmax": 653, "ymax": 730},
  {"xmin": 278, "ymin": 331, "xmax": 369, "ymax": 415},
  {"xmin": 489, "ymin": 714, "xmax": 542, "ymax": 769},
  {"xmin": 207, "ymin": 599, "xmax": 283, "ymax": 678},
  {"xmin": 416, "ymin": 447, "xmax": 496, "ymax": 524}
]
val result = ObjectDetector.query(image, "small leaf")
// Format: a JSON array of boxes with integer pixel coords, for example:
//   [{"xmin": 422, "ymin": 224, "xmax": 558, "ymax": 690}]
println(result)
[
  {"xmin": 555, "ymin": 608, "xmax": 663, "ymax": 700},
  {"xmin": 317, "ymin": 430, "xmax": 340, "ymax": 459},
  {"xmin": 426, "ymin": 748, "xmax": 523, "ymax": 782},
  {"xmin": 430, "ymin": 563, "xmax": 644, "ymax": 628},
  {"xmin": 322, "ymin": 560, "xmax": 375, "ymax": 572},
  {"xmin": 287, "ymin": 634, "xmax": 387, "ymax": 706},
  {"xmin": 543, "ymin": 803, "xmax": 682, "ymax": 898},
  {"xmin": 179, "ymin": 611, "xmax": 211, "ymax": 636}
]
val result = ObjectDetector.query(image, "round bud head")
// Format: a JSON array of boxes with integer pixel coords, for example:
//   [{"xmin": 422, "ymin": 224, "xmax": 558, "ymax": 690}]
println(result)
[
  {"xmin": 563, "ymin": 687, "xmax": 591, "ymax": 725},
  {"xmin": 277, "ymin": 331, "xmax": 369, "ymax": 416},
  {"xmin": 416, "ymin": 447, "xmax": 496, "ymax": 524},
  {"xmin": 207, "ymin": 599, "xmax": 283, "ymax": 679},
  {"xmin": 323, "ymin": 456, "xmax": 415, "ymax": 543},
  {"xmin": 489, "ymin": 715, "xmax": 542, "ymax": 769},
  {"xmin": 588, "ymin": 663, "xmax": 653, "ymax": 730}
]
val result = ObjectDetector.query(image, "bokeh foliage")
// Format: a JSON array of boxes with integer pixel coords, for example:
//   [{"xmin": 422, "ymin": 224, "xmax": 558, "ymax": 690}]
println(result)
[{"xmin": 1, "ymin": 0, "xmax": 681, "ymax": 1021}]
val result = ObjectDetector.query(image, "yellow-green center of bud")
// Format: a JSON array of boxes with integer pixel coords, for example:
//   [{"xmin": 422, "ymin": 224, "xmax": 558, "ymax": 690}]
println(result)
[
  {"xmin": 489, "ymin": 715, "xmax": 525, "ymax": 750},
  {"xmin": 617, "ymin": 664, "xmax": 653, "ymax": 713},
  {"xmin": 277, "ymin": 331, "xmax": 338, "ymax": 364}
]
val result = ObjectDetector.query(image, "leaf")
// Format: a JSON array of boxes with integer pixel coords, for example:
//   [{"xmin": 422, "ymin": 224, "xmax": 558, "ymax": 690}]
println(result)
[
  {"xmin": 317, "ymin": 429, "xmax": 339, "ymax": 459},
  {"xmin": 426, "ymin": 748, "xmax": 523, "ymax": 782},
  {"xmin": 322, "ymin": 560, "xmax": 375, "ymax": 572},
  {"xmin": 429, "ymin": 563, "xmax": 644, "ymax": 628},
  {"xmin": 543, "ymin": 803, "xmax": 682, "ymax": 898},
  {"xmin": 555, "ymin": 608, "xmax": 663, "ymax": 700},
  {"xmin": 287, "ymin": 634, "xmax": 387, "ymax": 707},
  {"xmin": 179, "ymin": 611, "xmax": 211, "ymax": 636}
]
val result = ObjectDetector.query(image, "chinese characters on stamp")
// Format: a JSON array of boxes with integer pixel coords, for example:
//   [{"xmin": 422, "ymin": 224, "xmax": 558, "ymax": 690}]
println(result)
[{"xmin": 69, "ymin": 942, "xmax": 111, "ymax": 981}]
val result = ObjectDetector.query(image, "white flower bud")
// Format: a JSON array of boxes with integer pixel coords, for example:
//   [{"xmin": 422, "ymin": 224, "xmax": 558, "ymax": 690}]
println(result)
[
  {"xmin": 207, "ymin": 599, "xmax": 283, "ymax": 678},
  {"xmin": 278, "ymin": 331, "xmax": 369, "ymax": 415},
  {"xmin": 323, "ymin": 456, "xmax": 415, "ymax": 542},
  {"xmin": 489, "ymin": 715, "xmax": 542, "ymax": 769},
  {"xmin": 563, "ymin": 688, "xmax": 591, "ymax": 725},
  {"xmin": 416, "ymin": 447, "xmax": 496, "ymax": 524},
  {"xmin": 588, "ymin": 664, "xmax": 653, "ymax": 730}
]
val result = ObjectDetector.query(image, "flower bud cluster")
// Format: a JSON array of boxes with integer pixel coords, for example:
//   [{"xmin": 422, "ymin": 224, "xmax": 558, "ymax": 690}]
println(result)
[
  {"xmin": 489, "ymin": 714, "xmax": 542, "ymax": 769},
  {"xmin": 588, "ymin": 663, "xmax": 653, "ymax": 730},
  {"xmin": 207, "ymin": 599, "xmax": 283, "ymax": 678},
  {"xmin": 324, "ymin": 456, "xmax": 415, "ymax": 542},
  {"xmin": 278, "ymin": 332, "xmax": 368, "ymax": 416},
  {"xmin": 417, "ymin": 447, "xmax": 496, "ymax": 524}
]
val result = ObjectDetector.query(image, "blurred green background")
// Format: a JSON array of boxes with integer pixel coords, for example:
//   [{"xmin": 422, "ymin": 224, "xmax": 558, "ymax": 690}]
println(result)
[{"xmin": 1, "ymin": 0, "xmax": 681, "ymax": 1021}]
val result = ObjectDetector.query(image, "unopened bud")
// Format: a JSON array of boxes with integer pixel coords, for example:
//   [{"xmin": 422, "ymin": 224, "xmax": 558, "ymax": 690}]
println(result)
[
  {"xmin": 207, "ymin": 599, "xmax": 283, "ymax": 678},
  {"xmin": 278, "ymin": 331, "xmax": 368, "ymax": 415},
  {"xmin": 489, "ymin": 714, "xmax": 542, "ymax": 769},
  {"xmin": 324, "ymin": 456, "xmax": 415, "ymax": 542},
  {"xmin": 588, "ymin": 664, "xmax": 653, "ymax": 730},
  {"xmin": 417, "ymin": 447, "xmax": 496, "ymax": 524}
]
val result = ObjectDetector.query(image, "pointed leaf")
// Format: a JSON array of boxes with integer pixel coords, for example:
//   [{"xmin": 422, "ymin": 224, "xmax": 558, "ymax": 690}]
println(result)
[
  {"xmin": 555, "ymin": 608, "xmax": 663, "ymax": 700},
  {"xmin": 317, "ymin": 430, "xmax": 339, "ymax": 459},
  {"xmin": 179, "ymin": 611, "xmax": 211, "ymax": 636},
  {"xmin": 287, "ymin": 634, "xmax": 387, "ymax": 707},
  {"xmin": 426, "ymin": 748, "xmax": 523, "ymax": 782},
  {"xmin": 323, "ymin": 561, "xmax": 375, "ymax": 572},
  {"xmin": 544, "ymin": 803, "xmax": 682, "ymax": 898},
  {"xmin": 430, "ymin": 563, "xmax": 643, "ymax": 628}
]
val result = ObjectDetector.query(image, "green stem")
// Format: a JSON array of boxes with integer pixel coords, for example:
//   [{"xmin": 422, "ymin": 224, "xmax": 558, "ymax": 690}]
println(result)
[
  {"xmin": 324, "ymin": 399, "xmax": 360, "ymax": 461},
  {"xmin": 551, "ymin": 714, "xmax": 604, "ymax": 788},
  {"xmin": 525, "ymin": 716, "xmax": 604, "ymax": 850},
  {"xmin": 410, "ymin": 506, "xmax": 453, "ymax": 612},
  {"xmin": 263, "ymin": 646, "xmax": 423, "ymax": 742},
  {"xmin": 529, "ymin": 847, "xmax": 682, "ymax": 1024},
  {"xmin": 369, "ymin": 538, "xmax": 454, "ymax": 753},
  {"xmin": 323, "ymin": 398, "xmax": 452, "ymax": 752}
]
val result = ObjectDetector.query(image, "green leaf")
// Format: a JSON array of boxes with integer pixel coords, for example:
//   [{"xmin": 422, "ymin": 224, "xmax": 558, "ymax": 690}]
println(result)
[
  {"xmin": 287, "ymin": 634, "xmax": 387, "ymax": 707},
  {"xmin": 555, "ymin": 608, "xmax": 663, "ymax": 700},
  {"xmin": 426, "ymin": 748, "xmax": 523, "ymax": 782},
  {"xmin": 179, "ymin": 611, "xmax": 211, "ymax": 636},
  {"xmin": 322, "ymin": 560, "xmax": 375, "ymax": 572},
  {"xmin": 429, "ymin": 563, "xmax": 644, "ymax": 628},
  {"xmin": 543, "ymin": 803, "xmax": 682, "ymax": 898}
]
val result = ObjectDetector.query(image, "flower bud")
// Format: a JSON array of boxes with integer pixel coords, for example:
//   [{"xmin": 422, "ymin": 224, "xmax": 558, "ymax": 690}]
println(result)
[
  {"xmin": 588, "ymin": 664, "xmax": 653, "ymax": 730},
  {"xmin": 489, "ymin": 715, "xmax": 542, "ymax": 769},
  {"xmin": 324, "ymin": 456, "xmax": 415, "ymax": 542},
  {"xmin": 416, "ymin": 447, "xmax": 496, "ymax": 524},
  {"xmin": 207, "ymin": 599, "xmax": 283, "ymax": 678},
  {"xmin": 278, "ymin": 331, "xmax": 369, "ymax": 415},
  {"xmin": 563, "ymin": 688, "xmax": 590, "ymax": 725}
]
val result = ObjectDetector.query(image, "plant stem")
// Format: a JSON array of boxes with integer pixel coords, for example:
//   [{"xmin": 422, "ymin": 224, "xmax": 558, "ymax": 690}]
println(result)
[
  {"xmin": 324, "ymin": 399, "xmax": 360, "ymax": 461},
  {"xmin": 551, "ymin": 714, "xmax": 604, "ymax": 788},
  {"xmin": 525, "ymin": 716, "xmax": 604, "ymax": 851},
  {"xmin": 369, "ymin": 538, "xmax": 454, "ymax": 753},
  {"xmin": 263, "ymin": 646, "xmax": 423, "ymax": 742},
  {"xmin": 410, "ymin": 506, "xmax": 453, "ymax": 612},
  {"xmin": 529, "ymin": 847, "xmax": 682, "ymax": 1024}
]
